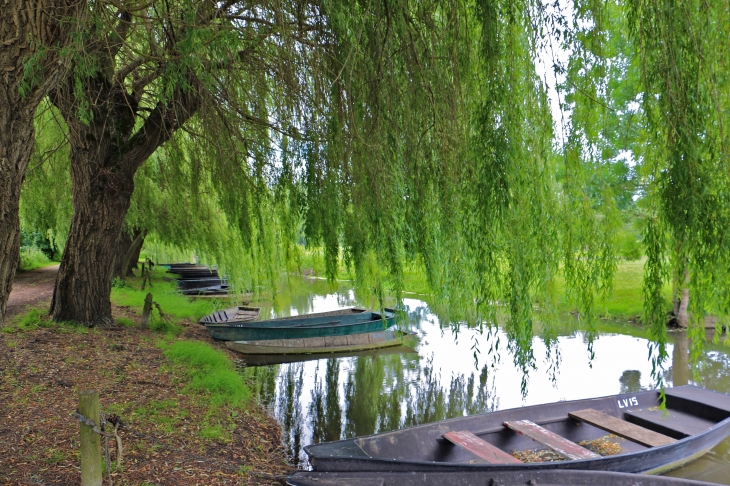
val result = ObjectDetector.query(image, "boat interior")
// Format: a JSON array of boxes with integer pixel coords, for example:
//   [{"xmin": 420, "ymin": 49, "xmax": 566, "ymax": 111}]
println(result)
[
  {"xmin": 352, "ymin": 386, "xmax": 730, "ymax": 464},
  {"xmin": 225, "ymin": 310, "xmax": 392, "ymax": 329}
]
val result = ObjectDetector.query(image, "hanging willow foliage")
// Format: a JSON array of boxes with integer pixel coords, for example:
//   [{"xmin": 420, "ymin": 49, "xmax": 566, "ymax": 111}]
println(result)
[
  {"xmin": 17, "ymin": 0, "xmax": 638, "ymax": 380},
  {"xmin": 628, "ymin": 0, "xmax": 730, "ymax": 379}
]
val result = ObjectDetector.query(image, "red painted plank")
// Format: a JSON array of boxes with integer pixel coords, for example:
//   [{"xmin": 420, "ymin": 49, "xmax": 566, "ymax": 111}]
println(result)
[
  {"xmin": 503, "ymin": 420, "xmax": 601, "ymax": 460},
  {"xmin": 443, "ymin": 431, "xmax": 522, "ymax": 464}
]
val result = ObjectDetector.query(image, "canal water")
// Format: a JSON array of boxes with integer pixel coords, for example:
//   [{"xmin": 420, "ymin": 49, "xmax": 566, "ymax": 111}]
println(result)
[{"xmin": 240, "ymin": 278, "xmax": 730, "ymax": 483}]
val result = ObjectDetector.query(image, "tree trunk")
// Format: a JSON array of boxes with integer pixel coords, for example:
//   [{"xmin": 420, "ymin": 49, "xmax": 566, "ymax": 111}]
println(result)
[
  {"xmin": 124, "ymin": 229, "xmax": 146, "ymax": 277},
  {"xmin": 113, "ymin": 231, "xmax": 134, "ymax": 280},
  {"xmin": 112, "ymin": 228, "xmax": 146, "ymax": 279},
  {"xmin": 672, "ymin": 330, "xmax": 689, "ymax": 387},
  {"xmin": 49, "ymin": 150, "xmax": 136, "ymax": 327},
  {"xmin": 49, "ymin": 63, "xmax": 200, "ymax": 326},
  {"xmin": 0, "ymin": 107, "xmax": 34, "ymax": 325},
  {"xmin": 0, "ymin": 1, "xmax": 77, "ymax": 324}
]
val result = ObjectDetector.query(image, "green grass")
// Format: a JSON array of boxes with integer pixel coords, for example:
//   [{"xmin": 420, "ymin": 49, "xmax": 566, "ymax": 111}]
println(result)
[
  {"xmin": 115, "ymin": 317, "xmax": 135, "ymax": 327},
  {"xmin": 1, "ymin": 307, "xmax": 81, "ymax": 334},
  {"xmin": 162, "ymin": 340, "xmax": 251, "ymax": 408},
  {"xmin": 18, "ymin": 248, "xmax": 55, "ymax": 271},
  {"xmin": 110, "ymin": 268, "xmax": 218, "ymax": 331},
  {"xmin": 600, "ymin": 259, "xmax": 672, "ymax": 318}
]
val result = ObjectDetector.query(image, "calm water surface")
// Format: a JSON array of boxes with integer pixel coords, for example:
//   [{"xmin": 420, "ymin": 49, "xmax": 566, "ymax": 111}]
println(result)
[{"xmin": 240, "ymin": 279, "xmax": 730, "ymax": 482}]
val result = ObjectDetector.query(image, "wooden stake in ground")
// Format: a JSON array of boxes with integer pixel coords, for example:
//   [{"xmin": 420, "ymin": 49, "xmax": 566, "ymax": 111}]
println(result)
[
  {"xmin": 140, "ymin": 293, "xmax": 153, "ymax": 329},
  {"xmin": 140, "ymin": 262, "xmax": 153, "ymax": 290},
  {"xmin": 79, "ymin": 390, "xmax": 102, "ymax": 486}
]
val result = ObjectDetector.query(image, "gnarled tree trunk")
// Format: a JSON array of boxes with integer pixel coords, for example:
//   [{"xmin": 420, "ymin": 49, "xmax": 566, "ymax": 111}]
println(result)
[
  {"xmin": 0, "ymin": 99, "xmax": 34, "ymax": 324},
  {"xmin": 0, "ymin": 1, "xmax": 76, "ymax": 324},
  {"xmin": 113, "ymin": 227, "xmax": 146, "ymax": 279},
  {"xmin": 49, "ymin": 66, "xmax": 200, "ymax": 326},
  {"xmin": 49, "ymin": 150, "xmax": 136, "ymax": 327}
]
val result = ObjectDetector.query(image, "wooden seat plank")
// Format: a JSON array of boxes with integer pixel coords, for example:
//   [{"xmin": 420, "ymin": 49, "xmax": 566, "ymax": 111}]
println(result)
[
  {"xmin": 623, "ymin": 409, "xmax": 714, "ymax": 439},
  {"xmin": 666, "ymin": 386, "xmax": 730, "ymax": 421},
  {"xmin": 569, "ymin": 408, "xmax": 675, "ymax": 447},
  {"xmin": 503, "ymin": 420, "xmax": 600, "ymax": 460},
  {"xmin": 443, "ymin": 431, "xmax": 522, "ymax": 464}
]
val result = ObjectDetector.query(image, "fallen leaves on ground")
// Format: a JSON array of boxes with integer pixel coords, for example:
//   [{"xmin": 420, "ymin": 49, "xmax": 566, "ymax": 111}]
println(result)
[{"xmin": 0, "ymin": 306, "xmax": 294, "ymax": 485}]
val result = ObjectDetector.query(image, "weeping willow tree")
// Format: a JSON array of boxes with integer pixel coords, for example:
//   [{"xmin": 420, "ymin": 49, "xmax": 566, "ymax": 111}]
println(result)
[
  {"xmin": 45, "ymin": 0, "xmax": 344, "ymax": 326},
  {"xmin": 0, "ymin": 1, "xmax": 84, "ymax": 323},
  {"xmin": 627, "ymin": 0, "xmax": 730, "ymax": 375},
  {"xmin": 11, "ymin": 0, "xmax": 614, "ymax": 381},
  {"xmin": 10, "ymin": 0, "xmax": 646, "ymax": 390}
]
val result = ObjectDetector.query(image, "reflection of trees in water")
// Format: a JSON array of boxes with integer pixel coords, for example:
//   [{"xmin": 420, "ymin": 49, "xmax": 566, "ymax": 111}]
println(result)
[
  {"xmin": 309, "ymin": 359, "xmax": 342, "ymax": 443},
  {"xmin": 619, "ymin": 370, "xmax": 643, "ymax": 394},
  {"xmin": 241, "ymin": 363, "xmax": 279, "ymax": 410},
  {"xmin": 277, "ymin": 364, "xmax": 305, "ymax": 464},
  {"xmin": 404, "ymin": 358, "xmax": 498, "ymax": 427},
  {"xmin": 695, "ymin": 351, "xmax": 730, "ymax": 392},
  {"xmin": 344, "ymin": 356, "xmax": 387, "ymax": 437},
  {"xmin": 667, "ymin": 330, "xmax": 730, "ymax": 392}
]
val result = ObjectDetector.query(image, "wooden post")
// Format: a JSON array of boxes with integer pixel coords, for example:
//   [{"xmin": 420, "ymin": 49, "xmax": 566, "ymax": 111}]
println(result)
[
  {"xmin": 140, "ymin": 262, "xmax": 153, "ymax": 290},
  {"xmin": 140, "ymin": 293, "xmax": 153, "ymax": 329},
  {"xmin": 79, "ymin": 390, "xmax": 102, "ymax": 486}
]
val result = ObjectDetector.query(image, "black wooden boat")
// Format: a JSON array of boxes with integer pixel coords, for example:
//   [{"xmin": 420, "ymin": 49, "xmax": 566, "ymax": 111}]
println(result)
[
  {"xmin": 171, "ymin": 269, "xmax": 219, "ymax": 279},
  {"xmin": 182, "ymin": 285, "xmax": 230, "ymax": 297},
  {"xmin": 205, "ymin": 308, "xmax": 396, "ymax": 341},
  {"xmin": 287, "ymin": 470, "xmax": 721, "ymax": 486},
  {"xmin": 305, "ymin": 385, "xmax": 730, "ymax": 475},
  {"xmin": 176, "ymin": 277, "xmax": 227, "ymax": 290}
]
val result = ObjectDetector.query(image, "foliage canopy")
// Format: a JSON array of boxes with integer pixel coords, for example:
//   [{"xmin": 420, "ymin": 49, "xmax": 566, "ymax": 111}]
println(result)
[{"xmin": 18, "ymin": 0, "xmax": 730, "ymax": 382}]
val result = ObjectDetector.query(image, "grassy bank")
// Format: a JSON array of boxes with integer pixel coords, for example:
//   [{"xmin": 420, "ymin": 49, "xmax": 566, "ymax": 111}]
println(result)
[
  {"xmin": 18, "ymin": 247, "xmax": 57, "ymax": 271},
  {"xmin": 0, "ymin": 270, "xmax": 292, "ymax": 485}
]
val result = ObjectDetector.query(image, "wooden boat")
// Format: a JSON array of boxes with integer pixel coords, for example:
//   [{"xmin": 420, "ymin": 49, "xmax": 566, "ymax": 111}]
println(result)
[
  {"xmin": 287, "ymin": 470, "xmax": 721, "ymax": 486},
  {"xmin": 171, "ymin": 269, "xmax": 219, "ymax": 278},
  {"xmin": 226, "ymin": 329, "xmax": 416, "ymax": 355},
  {"xmin": 205, "ymin": 308, "xmax": 396, "ymax": 341},
  {"xmin": 305, "ymin": 385, "xmax": 730, "ymax": 475},
  {"xmin": 199, "ymin": 306, "xmax": 260, "ymax": 325},
  {"xmin": 181, "ymin": 285, "xmax": 230, "ymax": 297},
  {"xmin": 176, "ymin": 277, "xmax": 227, "ymax": 290}
]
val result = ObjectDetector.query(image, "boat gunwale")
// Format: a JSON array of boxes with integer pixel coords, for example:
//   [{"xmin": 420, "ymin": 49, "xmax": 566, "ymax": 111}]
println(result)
[{"xmin": 205, "ymin": 310, "xmax": 395, "ymax": 330}]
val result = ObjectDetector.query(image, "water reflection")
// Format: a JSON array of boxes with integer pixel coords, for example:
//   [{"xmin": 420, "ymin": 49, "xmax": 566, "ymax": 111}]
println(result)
[
  {"xmin": 241, "ymin": 281, "xmax": 730, "ymax": 481},
  {"xmin": 619, "ymin": 370, "xmax": 643, "ymax": 394}
]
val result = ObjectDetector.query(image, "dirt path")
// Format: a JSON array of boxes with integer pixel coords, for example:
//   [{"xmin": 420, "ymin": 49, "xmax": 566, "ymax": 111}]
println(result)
[{"xmin": 6, "ymin": 264, "xmax": 58, "ymax": 318}]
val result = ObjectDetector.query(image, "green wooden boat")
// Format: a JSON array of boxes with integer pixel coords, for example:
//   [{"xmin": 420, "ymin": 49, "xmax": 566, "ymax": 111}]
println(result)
[
  {"xmin": 205, "ymin": 308, "xmax": 396, "ymax": 341},
  {"xmin": 226, "ymin": 329, "xmax": 415, "ymax": 355}
]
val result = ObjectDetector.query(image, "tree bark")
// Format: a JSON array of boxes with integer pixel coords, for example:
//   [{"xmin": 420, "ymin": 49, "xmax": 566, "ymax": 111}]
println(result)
[
  {"xmin": 123, "ymin": 228, "xmax": 146, "ymax": 277},
  {"xmin": 112, "ymin": 231, "xmax": 134, "ymax": 280},
  {"xmin": 113, "ymin": 228, "xmax": 145, "ymax": 279},
  {"xmin": 49, "ymin": 66, "xmax": 200, "ymax": 326},
  {"xmin": 0, "ymin": 1, "xmax": 76, "ymax": 324}
]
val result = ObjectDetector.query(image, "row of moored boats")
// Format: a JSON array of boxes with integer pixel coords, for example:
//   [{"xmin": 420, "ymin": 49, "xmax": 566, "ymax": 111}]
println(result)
[{"xmin": 166, "ymin": 263, "xmax": 230, "ymax": 297}]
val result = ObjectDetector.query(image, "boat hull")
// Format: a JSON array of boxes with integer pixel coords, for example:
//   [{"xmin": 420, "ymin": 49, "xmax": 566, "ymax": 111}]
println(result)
[
  {"xmin": 206, "ymin": 308, "xmax": 396, "ymax": 341},
  {"xmin": 305, "ymin": 386, "xmax": 730, "ymax": 475},
  {"xmin": 226, "ymin": 330, "xmax": 415, "ymax": 355},
  {"xmin": 287, "ymin": 470, "xmax": 720, "ymax": 486},
  {"xmin": 238, "ymin": 344, "xmax": 417, "ymax": 366}
]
